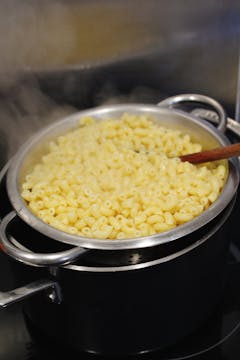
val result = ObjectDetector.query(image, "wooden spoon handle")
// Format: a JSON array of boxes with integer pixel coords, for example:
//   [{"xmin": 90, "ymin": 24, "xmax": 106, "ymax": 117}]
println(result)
[{"xmin": 179, "ymin": 143, "xmax": 240, "ymax": 164}]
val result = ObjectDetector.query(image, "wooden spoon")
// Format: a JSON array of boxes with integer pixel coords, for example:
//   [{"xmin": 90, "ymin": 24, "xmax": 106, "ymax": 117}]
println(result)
[{"xmin": 179, "ymin": 143, "xmax": 240, "ymax": 164}]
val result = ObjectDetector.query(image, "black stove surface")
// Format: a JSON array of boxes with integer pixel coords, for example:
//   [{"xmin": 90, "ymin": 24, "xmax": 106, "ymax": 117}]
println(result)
[{"xmin": 0, "ymin": 246, "xmax": 240, "ymax": 360}]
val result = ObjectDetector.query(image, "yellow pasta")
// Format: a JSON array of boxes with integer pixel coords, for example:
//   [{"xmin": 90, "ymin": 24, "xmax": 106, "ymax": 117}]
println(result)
[{"xmin": 21, "ymin": 114, "xmax": 227, "ymax": 239}]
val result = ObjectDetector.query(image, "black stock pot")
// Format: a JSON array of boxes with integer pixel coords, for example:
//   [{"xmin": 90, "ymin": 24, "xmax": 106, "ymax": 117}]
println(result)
[{"xmin": 0, "ymin": 94, "xmax": 239, "ymax": 356}]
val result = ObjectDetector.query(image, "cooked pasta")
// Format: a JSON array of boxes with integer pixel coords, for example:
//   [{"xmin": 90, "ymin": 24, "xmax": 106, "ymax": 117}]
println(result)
[{"xmin": 21, "ymin": 114, "xmax": 227, "ymax": 239}]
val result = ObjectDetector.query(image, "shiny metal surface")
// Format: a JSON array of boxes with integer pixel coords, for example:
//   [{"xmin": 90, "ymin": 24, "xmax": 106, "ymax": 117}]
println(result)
[
  {"xmin": 0, "ymin": 0, "xmax": 238, "ymax": 73},
  {"xmin": 0, "ymin": 195, "xmax": 234, "ymax": 270},
  {"xmin": 0, "ymin": 211, "xmax": 87, "ymax": 267},
  {"xmin": 191, "ymin": 109, "xmax": 240, "ymax": 139},
  {"xmin": 4, "ymin": 96, "xmax": 240, "ymax": 251},
  {"xmin": 0, "ymin": 279, "xmax": 61, "ymax": 308},
  {"xmin": 65, "ymin": 197, "xmax": 235, "ymax": 272},
  {"xmin": 157, "ymin": 94, "xmax": 227, "ymax": 132}
]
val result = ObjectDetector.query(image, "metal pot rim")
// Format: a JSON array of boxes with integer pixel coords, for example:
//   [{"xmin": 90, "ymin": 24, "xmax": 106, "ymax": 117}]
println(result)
[
  {"xmin": 6, "ymin": 103, "xmax": 240, "ymax": 250},
  {"xmin": 64, "ymin": 197, "xmax": 235, "ymax": 272}
]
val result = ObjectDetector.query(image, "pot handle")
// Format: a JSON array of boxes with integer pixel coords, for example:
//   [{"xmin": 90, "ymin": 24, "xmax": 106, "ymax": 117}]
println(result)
[
  {"xmin": 0, "ymin": 279, "xmax": 62, "ymax": 309},
  {"xmin": 190, "ymin": 108, "xmax": 240, "ymax": 138},
  {"xmin": 0, "ymin": 211, "xmax": 87, "ymax": 267},
  {"xmin": 157, "ymin": 94, "xmax": 227, "ymax": 133}
]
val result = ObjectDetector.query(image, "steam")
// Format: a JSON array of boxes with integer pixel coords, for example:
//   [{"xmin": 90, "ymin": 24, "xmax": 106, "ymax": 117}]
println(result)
[
  {"xmin": 0, "ymin": 1, "xmax": 77, "ymax": 164},
  {"xmin": 94, "ymin": 82, "xmax": 164, "ymax": 106},
  {"xmin": 0, "ymin": 78, "xmax": 163, "ymax": 167},
  {"xmin": 0, "ymin": 0, "xmax": 158, "ymax": 167},
  {"xmin": 0, "ymin": 0, "xmax": 171, "ymax": 167},
  {"xmin": 0, "ymin": 79, "xmax": 74, "ymax": 164}
]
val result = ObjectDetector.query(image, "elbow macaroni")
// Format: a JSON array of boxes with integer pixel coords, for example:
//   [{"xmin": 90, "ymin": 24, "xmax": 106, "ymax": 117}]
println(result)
[{"xmin": 21, "ymin": 114, "xmax": 227, "ymax": 239}]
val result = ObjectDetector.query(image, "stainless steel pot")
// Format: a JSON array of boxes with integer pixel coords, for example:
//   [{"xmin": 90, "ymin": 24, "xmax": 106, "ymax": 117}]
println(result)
[
  {"xmin": 1, "ymin": 94, "xmax": 239, "ymax": 267},
  {"xmin": 0, "ymin": 94, "xmax": 240, "ymax": 355}
]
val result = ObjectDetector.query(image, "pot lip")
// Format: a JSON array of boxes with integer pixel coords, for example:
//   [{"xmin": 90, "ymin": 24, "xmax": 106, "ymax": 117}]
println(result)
[{"xmin": 6, "ymin": 103, "xmax": 240, "ymax": 250}]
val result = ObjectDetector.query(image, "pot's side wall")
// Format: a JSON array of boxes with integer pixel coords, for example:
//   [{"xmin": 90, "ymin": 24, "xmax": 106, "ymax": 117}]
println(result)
[{"xmin": 22, "ymin": 217, "xmax": 231, "ymax": 356}]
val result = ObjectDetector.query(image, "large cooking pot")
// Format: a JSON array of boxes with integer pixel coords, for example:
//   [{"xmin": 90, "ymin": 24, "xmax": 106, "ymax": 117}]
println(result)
[{"xmin": 0, "ymin": 94, "xmax": 240, "ymax": 356}]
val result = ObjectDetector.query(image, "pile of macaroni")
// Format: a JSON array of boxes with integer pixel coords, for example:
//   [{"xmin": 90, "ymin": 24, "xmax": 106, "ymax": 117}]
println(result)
[{"xmin": 21, "ymin": 114, "xmax": 227, "ymax": 239}]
